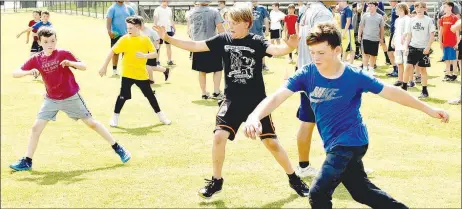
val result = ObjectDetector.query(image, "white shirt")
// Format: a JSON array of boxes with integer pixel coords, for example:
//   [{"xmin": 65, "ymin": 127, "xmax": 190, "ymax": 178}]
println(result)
[
  {"xmin": 154, "ymin": 6, "xmax": 173, "ymax": 32},
  {"xmin": 270, "ymin": 10, "xmax": 285, "ymax": 30},
  {"xmin": 393, "ymin": 15, "xmax": 411, "ymax": 50}
]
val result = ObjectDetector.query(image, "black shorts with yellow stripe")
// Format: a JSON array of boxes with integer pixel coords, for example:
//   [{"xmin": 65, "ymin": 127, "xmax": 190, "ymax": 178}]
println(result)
[{"xmin": 214, "ymin": 97, "xmax": 277, "ymax": 141}]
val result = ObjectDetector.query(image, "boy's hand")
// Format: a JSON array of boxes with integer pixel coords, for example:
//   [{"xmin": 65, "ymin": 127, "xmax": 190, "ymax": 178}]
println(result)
[
  {"xmin": 99, "ymin": 67, "xmax": 107, "ymax": 77},
  {"xmin": 404, "ymin": 49, "xmax": 409, "ymax": 56},
  {"xmin": 285, "ymin": 34, "xmax": 299, "ymax": 49},
  {"xmin": 136, "ymin": 52, "xmax": 147, "ymax": 59},
  {"xmin": 423, "ymin": 47, "xmax": 430, "ymax": 55},
  {"xmin": 108, "ymin": 31, "xmax": 115, "ymax": 39},
  {"xmin": 30, "ymin": 69, "xmax": 40, "ymax": 77},
  {"xmin": 153, "ymin": 26, "xmax": 168, "ymax": 40},
  {"xmin": 16, "ymin": 33, "xmax": 21, "ymax": 39},
  {"xmin": 60, "ymin": 60, "xmax": 72, "ymax": 67},
  {"xmin": 243, "ymin": 116, "xmax": 262, "ymax": 140},
  {"xmin": 427, "ymin": 108, "xmax": 449, "ymax": 123}
]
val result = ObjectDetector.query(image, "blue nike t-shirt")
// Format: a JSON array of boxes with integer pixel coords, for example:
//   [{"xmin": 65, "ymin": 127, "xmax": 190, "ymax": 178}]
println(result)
[
  {"xmin": 250, "ymin": 5, "xmax": 269, "ymax": 36},
  {"xmin": 286, "ymin": 64, "xmax": 384, "ymax": 152},
  {"xmin": 32, "ymin": 21, "xmax": 52, "ymax": 30}
]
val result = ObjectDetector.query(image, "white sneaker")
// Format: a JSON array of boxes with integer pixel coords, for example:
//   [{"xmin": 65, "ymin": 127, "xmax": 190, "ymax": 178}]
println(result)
[
  {"xmin": 113, "ymin": 69, "xmax": 118, "ymax": 76},
  {"xmin": 296, "ymin": 165, "xmax": 318, "ymax": 178},
  {"xmin": 363, "ymin": 66, "xmax": 368, "ymax": 71},
  {"xmin": 110, "ymin": 113, "xmax": 120, "ymax": 127},
  {"xmin": 448, "ymin": 98, "xmax": 461, "ymax": 105},
  {"xmin": 157, "ymin": 111, "xmax": 172, "ymax": 125},
  {"xmin": 368, "ymin": 67, "xmax": 376, "ymax": 76},
  {"xmin": 365, "ymin": 168, "xmax": 374, "ymax": 174}
]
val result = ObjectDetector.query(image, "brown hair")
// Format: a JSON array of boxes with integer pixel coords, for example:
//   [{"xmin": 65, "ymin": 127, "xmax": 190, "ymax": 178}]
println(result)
[
  {"xmin": 288, "ymin": 4, "xmax": 295, "ymax": 9},
  {"xmin": 41, "ymin": 10, "xmax": 49, "ymax": 16},
  {"xmin": 306, "ymin": 23, "xmax": 341, "ymax": 48},
  {"xmin": 227, "ymin": 6, "xmax": 253, "ymax": 29},
  {"xmin": 126, "ymin": 15, "xmax": 144, "ymax": 26},
  {"xmin": 37, "ymin": 26, "xmax": 56, "ymax": 41},
  {"xmin": 33, "ymin": 10, "xmax": 41, "ymax": 15},
  {"xmin": 396, "ymin": 2, "xmax": 409, "ymax": 15},
  {"xmin": 414, "ymin": 2, "xmax": 427, "ymax": 8}
]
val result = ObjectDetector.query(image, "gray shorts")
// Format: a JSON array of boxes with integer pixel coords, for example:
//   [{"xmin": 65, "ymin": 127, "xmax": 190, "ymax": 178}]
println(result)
[{"xmin": 38, "ymin": 93, "xmax": 92, "ymax": 121}]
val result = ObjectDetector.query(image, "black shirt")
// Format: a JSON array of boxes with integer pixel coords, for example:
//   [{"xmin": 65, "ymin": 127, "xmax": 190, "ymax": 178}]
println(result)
[{"xmin": 206, "ymin": 33, "xmax": 270, "ymax": 101}]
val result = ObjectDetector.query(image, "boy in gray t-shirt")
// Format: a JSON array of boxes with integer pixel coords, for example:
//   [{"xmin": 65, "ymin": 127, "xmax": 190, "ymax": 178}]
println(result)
[{"xmin": 358, "ymin": 2, "xmax": 385, "ymax": 76}]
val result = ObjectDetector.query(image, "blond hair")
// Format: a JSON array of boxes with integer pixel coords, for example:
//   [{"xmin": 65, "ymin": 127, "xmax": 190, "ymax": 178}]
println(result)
[
  {"xmin": 226, "ymin": 6, "xmax": 253, "ymax": 29},
  {"xmin": 396, "ymin": 2, "xmax": 410, "ymax": 15}
]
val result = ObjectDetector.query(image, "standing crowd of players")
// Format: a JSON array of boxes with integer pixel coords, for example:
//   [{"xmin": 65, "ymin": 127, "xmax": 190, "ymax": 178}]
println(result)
[{"xmin": 9, "ymin": 0, "xmax": 456, "ymax": 208}]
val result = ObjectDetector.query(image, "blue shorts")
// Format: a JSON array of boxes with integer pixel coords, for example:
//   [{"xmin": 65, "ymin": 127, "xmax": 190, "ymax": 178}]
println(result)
[
  {"xmin": 443, "ymin": 47, "xmax": 457, "ymax": 61},
  {"xmin": 297, "ymin": 92, "xmax": 315, "ymax": 123}
]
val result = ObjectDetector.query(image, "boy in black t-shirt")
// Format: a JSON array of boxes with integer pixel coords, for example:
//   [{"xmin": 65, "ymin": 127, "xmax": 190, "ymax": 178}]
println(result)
[{"xmin": 154, "ymin": 6, "xmax": 310, "ymax": 200}]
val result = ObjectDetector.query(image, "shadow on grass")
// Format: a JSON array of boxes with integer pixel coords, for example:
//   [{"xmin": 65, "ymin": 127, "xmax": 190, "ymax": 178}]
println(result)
[
  {"xmin": 263, "ymin": 71, "xmax": 275, "ymax": 75},
  {"xmin": 33, "ymin": 79, "xmax": 44, "ymax": 84},
  {"xmin": 16, "ymin": 164, "xmax": 124, "ymax": 185},
  {"xmin": 110, "ymin": 75, "xmax": 120, "ymax": 79},
  {"xmin": 261, "ymin": 194, "xmax": 299, "ymax": 208},
  {"xmin": 199, "ymin": 200, "xmax": 228, "ymax": 208},
  {"xmin": 112, "ymin": 124, "xmax": 163, "ymax": 136},
  {"xmin": 418, "ymin": 97, "xmax": 447, "ymax": 104},
  {"xmin": 192, "ymin": 100, "xmax": 219, "ymax": 107}
]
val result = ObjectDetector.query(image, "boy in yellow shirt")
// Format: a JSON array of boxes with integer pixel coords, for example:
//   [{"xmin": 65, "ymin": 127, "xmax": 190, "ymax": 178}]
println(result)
[{"xmin": 100, "ymin": 16, "xmax": 171, "ymax": 126}]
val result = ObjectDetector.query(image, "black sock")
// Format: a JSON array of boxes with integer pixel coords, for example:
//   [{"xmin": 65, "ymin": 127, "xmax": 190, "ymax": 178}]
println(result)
[
  {"xmin": 287, "ymin": 172, "xmax": 298, "ymax": 180},
  {"xmin": 393, "ymin": 65, "xmax": 398, "ymax": 73},
  {"xmin": 402, "ymin": 82, "xmax": 408, "ymax": 91},
  {"xmin": 422, "ymin": 86, "xmax": 428, "ymax": 93},
  {"xmin": 113, "ymin": 66, "xmax": 117, "ymax": 70},
  {"xmin": 111, "ymin": 142, "xmax": 119, "ymax": 149},
  {"xmin": 299, "ymin": 161, "xmax": 310, "ymax": 168},
  {"xmin": 450, "ymin": 64, "xmax": 454, "ymax": 72},
  {"xmin": 25, "ymin": 157, "xmax": 32, "ymax": 163}
]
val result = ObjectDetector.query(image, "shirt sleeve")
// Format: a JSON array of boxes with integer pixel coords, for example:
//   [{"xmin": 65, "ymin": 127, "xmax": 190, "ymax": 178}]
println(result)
[
  {"xmin": 146, "ymin": 37, "xmax": 155, "ymax": 52},
  {"xmin": 359, "ymin": 69, "xmax": 384, "ymax": 94},
  {"xmin": 112, "ymin": 36, "xmax": 126, "ymax": 54},
  {"xmin": 63, "ymin": 51, "xmax": 79, "ymax": 62},
  {"xmin": 21, "ymin": 56, "xmax": 37, "ymax": 71},
  {"xmin": 346, "ymin": 8, "xmax": 353, "ymax": 19},
  {"xmin": 429, "ymin": 18, "xmax": 436, "ymax": 33},
  {"xmin": 128, "ymin": 6, "xmax": 135, "ymax": 16},
  {"xmin": 380, "ymin": 15, "xmax": 385, "ymax": 27},
  {"xmin": 107, "ymin": 6, "xmax": 114, "ymax": 18},
  {"xmin": 31, "ymin": 22, "xmax": 42, "ymax": 30},
  {"xmin": 263, "ymin": 8, "xmax": 269, "ymax": 19},
  {"xmin": 254, "ymin": 34, "xmax": 271, "ymax": 58},
  {"xmin": 285, "ymin": 66, "xmax": 309, "ymax": 93},
  {"xmin": 215, "ymin": 10, "xmax": 224, "ymax": 25},
  {"xmin": 205, "ymin": 34, "xmax": 225, "ymax": 53}
]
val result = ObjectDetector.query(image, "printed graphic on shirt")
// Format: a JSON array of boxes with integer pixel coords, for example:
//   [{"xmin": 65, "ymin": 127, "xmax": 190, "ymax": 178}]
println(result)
[
  {"xmin": 225, "ymin": 45, "xmax": 256, "ymax": 84},
  {"xmin": 412, "ymin": 22, "xmax": 425, "ymax": 31},
  {"xmin": 309, "ymin": 86, "xmax": 343, "ymax": 103}
]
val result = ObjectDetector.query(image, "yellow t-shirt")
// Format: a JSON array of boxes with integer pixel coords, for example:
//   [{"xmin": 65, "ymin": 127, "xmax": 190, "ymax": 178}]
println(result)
[{"xmin": 112, "ymin": 35, "xmax": 155, "ymax": 80}]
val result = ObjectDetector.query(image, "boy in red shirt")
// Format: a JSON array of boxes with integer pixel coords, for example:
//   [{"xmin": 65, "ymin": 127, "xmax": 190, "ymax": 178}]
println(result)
[
  {"xmin": 9, "ymin": 27, "xmax": 131, "ymax": 171},
  {"xmin": 284, "ymin": 4, "xmax": 298, "ymax": 63},
  {"xmin": 439, "ymin": 2, "xmax": 460, "ymax": 81},
  {"xmin": 26, "ymin": 10, "xmax": 42, "ymax": 56}
]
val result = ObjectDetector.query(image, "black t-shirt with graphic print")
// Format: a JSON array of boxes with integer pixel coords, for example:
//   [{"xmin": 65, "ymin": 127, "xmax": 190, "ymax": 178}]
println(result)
[{"xmin": 206, "ymin": 33, "xmax": 270, "ymax": 101}]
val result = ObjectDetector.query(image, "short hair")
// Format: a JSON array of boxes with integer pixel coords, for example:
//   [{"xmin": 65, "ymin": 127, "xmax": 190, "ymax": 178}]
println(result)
[
  {"xmin": 306, "ymin": 23, "xmax": 341, "ymax": 48},
  {"xmin": 227, "ymin": 6, "xmax": 253, "ymax": 29},
  {"xmin": 125, "ymin": 15, "xmax": 144, "ymax": 26},
  {"xmin": 368, "ymin": 1, "xmax": 379, "ymax": 7},
  {"xmin": 272, "ymin": 3, "xmax": 279, "ymax": 7},
  {"xmin": 414, "ymin": 2, "xmax": 427, "ymax": 8},
  {"xmin": 37, "ymin": 26, "xmax": 56, "ymax": 41},
  {"xmin": 396, "ymin": 2, "xmax": 409, "ymax": 15},
  {"xmin": 218, "ymin": 1, "xmax": 225, "ymax": 4},
  {"xmin": 288, "ymin": 4, "xmax": 295, "ymax": 9},
  {"xmin": 33, "ymin": 10, "xmax": 41, "ymax": 15},
  {"xmin": 445, "ymin": 2, "xmax": 455, "ymax": 9},
  {"xmin": 41, "ymin": 10, "xmax": 50, "ymax": 16}
]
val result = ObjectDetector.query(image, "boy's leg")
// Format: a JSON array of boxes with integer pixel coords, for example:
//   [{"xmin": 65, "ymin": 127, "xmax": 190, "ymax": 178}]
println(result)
[
  {"xmin": 213, "ymin": 70, "xmax": 222, "ymax": 95},
  {"xmin": 342, "ymin": 146, "xmax": 408, "ymax": 208},
  {"xmin": 135, "ymin": 80, "xmax": 161, "ymax": 113},
  {"xmin": 114, "ymin": 77, "xmax": 135, "ymax": 114},
  {"xmin": 296, "ymin": 93, "xmax": 317, "ymax": 177},
  {"xmin": 147, "ymin": 65, "xmax": 155, "ymax": 81},
  {"xmin": 166, "ymin": 44, "xmax": 173, "ymax": 63},
  {"xmin": 25, "ymin": 119, "xmax": 49, "ymax": 158},
  {"xmin": 445, "ymin": 60, "xmax": 452, "ymax": 76},
  {"xmin": 212, "ymin": 130, "xmax": 229, "ymax": 179},
  {"xmin": 369, "ymin": 56, "xmax": 377, "ymax": 68},
  {"xmin": 81, "ymin": 117, "xmax": 116, "ymax": 145},
  {"xmin": 308, "ymin": 146, "xmax": 355, "ymax": 208},
  {"xmin": 199, "ymin": 72, "xmax": 207, "ymax": 96},
  {"xmin": 362, "ymin": 54, "xmax": 370, "ymax": 69}
]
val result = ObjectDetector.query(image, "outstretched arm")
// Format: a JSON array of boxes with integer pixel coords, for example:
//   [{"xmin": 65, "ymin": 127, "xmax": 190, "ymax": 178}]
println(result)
[
  {"xmin": 61, "ymin": 60, "xmax": 87, "ymax": 71},
  {"xmin": 17, "ymin": 27, "xmax": 33, "ymax": 38},
  {"xmin": 378, "ymin": 85, "xmax": 449, "ymax": 123},
  {"xmin": 244, "ymin": 87, "xmax": 295, "ymax": 139},
  {"xmin": 99, "ymin": 50, "xmax": 115, "ymax": 77},
  {"xmin": 12, "ymin": 68, "xmax": 38, "ymax": 78},
  {"xmin": 153, "ymin": 26, "xmax": 210, "ymax": 52},
  {"xmin": 266, "ymin": 34, "xmax": 298, "ymax": 56}
]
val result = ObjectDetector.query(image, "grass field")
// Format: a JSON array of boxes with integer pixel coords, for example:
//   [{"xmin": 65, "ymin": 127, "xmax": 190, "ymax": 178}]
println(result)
[{"xmin": 1, "ymin": 12, "xmax": 461, "ymax": 208}]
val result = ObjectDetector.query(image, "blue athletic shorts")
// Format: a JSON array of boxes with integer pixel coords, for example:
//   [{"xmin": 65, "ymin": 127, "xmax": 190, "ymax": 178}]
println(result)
[{"xmin": 443, "ymin": 47, "xmax": 457, "ymax": 61}]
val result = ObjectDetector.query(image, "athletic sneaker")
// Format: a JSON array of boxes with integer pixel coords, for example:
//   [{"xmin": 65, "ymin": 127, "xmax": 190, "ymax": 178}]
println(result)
[
  {"xmin": 202, "ymin": 92, "xmax": 210, "ymax": 100},
  {"xmin": 198, "ymin": 177, "xmax": 223, "ymax": 199},
  {"xmin": 449, "ymin": 75, "xmax": 458, "ymax": 81},
  {"xmin": 386, "ymin": 71, "xmax": 398, "ymax": 77},
  {"xmin": 364, "ymin": 168, "xmax": 374, "ymax": 174},
  {"xmin": 164, "ymin": 68, "xmax": 170, "ymax": 81},
  {"xmin": 289, "ymin": 175, "xmax": 310, "ymax": 197},
  {"xmin": 110, "ymin": 113, "xmax": 120, "ymax": 127},
  {"xmin": 9, "ymin": 158, "xmax": 32, "ymax": 171},
  {"xmin": 212, "ymin": 91, "xmax": 224, "ymax": 100},
  {"xmin": 113, "ymin": 69, "xmax": 118, "ymax": 76},
  {"xmin": 418, "ymin": 91, "xmax": 429, "ymax": 99},
  {"xmin": 296, "ymin": 165, "xmax": 317, "ymax": 178},
  {"xmin": 156, "ymin": 111, "xmax": 172, "ymax": 125},
  {"xmin": 443, "ymin": 75, "xmax": 452, "ymax": 81},
  {"xmin": 448, "ymin": 98, "xmax": 461, "ymax": 105},
  {"xmin": 167, "ymin": 61, "xmax": 175, "ymax": 66},
  {"xmin": 415, "ymin": 76, "xmax": 421, "ymax": 84},
  {"xmin": 368, "ymin": 67, "xmax": 375, "ymax": 76},
  {"xmin": 393, "ymin": 81, "xmax": 403, "ymax": 86},
  {"xmin": 113, "ymin": 144, "xmax": 131, "ymax": 163},
  {"xmin": 408, "ymin": 81, "xmax": 415, "ymax": 88}
]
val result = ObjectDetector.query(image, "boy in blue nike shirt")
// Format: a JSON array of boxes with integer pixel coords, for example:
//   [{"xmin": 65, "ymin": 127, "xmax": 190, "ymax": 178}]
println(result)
[{"xmin": 244, "ymin": 23, "xmax": 449, "ymax": 209}]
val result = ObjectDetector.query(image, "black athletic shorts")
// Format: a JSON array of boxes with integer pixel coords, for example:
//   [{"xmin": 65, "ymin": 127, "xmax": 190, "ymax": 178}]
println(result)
[
  {"xmin": 30, "ymin": 40, "xmax": 43, "ymax": 53},
  {"xmin": 192, "ymin": 51, "xmax": 223, "ymax": 73},
  {"xmin": 458, "ymin": 41, "xmax": 462, "ymax": 60},
  {"xmin": 407, "ymin": 46, "xmax": 431, "ymax": 68},
  {"xmin": 147, "ymin": 58, "xmax": 157, "ymax": 67},
  {"xmin": 110, "ymin": 36, "xmax": 121, "ymax": 47},
  {"xmin": 119, "ymin": 77, "xmax": 155, "ymax": 100},
  {"xmin": 215, "ymin": 98, "xmax": 277, "ymax": 141},
  {"xmin": 362, "ymin": 39, "xmax": 380, "ymax": 56},
  {"xmin": 270, "ymin": 29, "xmax": 281, "ymax": 39},
  {"xmin": 160, "ymin": 32, "xmax": 175, "ymax": 44}
]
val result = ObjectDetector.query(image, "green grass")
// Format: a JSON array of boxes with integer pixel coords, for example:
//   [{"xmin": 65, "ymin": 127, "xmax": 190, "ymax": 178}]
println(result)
[{"xmin": 1, "ymin": 12, "xmax": 461, "ymax": 208}]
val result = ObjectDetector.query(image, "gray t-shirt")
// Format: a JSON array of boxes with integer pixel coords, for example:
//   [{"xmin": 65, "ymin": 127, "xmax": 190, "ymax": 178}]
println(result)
[
  {"xmin": 360, "ymin": 12, "xmax": 384, "ymax": 41},
  {"xmin": 142, "ymin": 27, "xmax": 160, "ymax": 49},
  {"xmin": 189, "ymin": 6, "xmax": 224, "ymax": 41},
  {"xmin": 409, "ymin": 16, "xmax": 436, "ymax": 49}
]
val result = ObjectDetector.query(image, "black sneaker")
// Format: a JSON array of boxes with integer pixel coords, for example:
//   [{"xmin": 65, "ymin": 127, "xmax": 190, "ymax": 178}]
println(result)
[
  {"xmin": 164, "ymin": 68, "xmax": 170, "ymax": 81},
  {"xmin": 393, "ymin": 81, "xmax": 403, "ymax": 86},
  {"xmin": 198, "ymin": 177, "xmax": 223, "ymax": 199},
  {"xmin": 212, "ymin": 92, "xmax": 224, "ymax": 100},
  {"xmin": 418, "ymin": 92, "xmax": 429, "ymax": 99},
  {"xmin": 289, "ymin": 175, "xmax": 310, "ymax": 197},
  {"xmin": 443, "ymin": 75, "xmax": 452, "ymax": 81},
  {"xmin": 408, "ymin": 81, "xmax": 415, "ymax": 88},
  {"xmin": 387, "ymin": 71, "xmax": 398, "ymax": 77},
  {"xmin": 450, "ymin": 75, "xmax": 458, "ymax": 81},
  {"xmin": 202, "ymin": 93, "xmax": 210, "ymax": 100},
  {"xmin": 374, "ymin": 64, "xmax": 377, "ymax": 69},
  {"xmin": 167, "ymin": 61, "xmax": 175, "ymax": 66}
]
